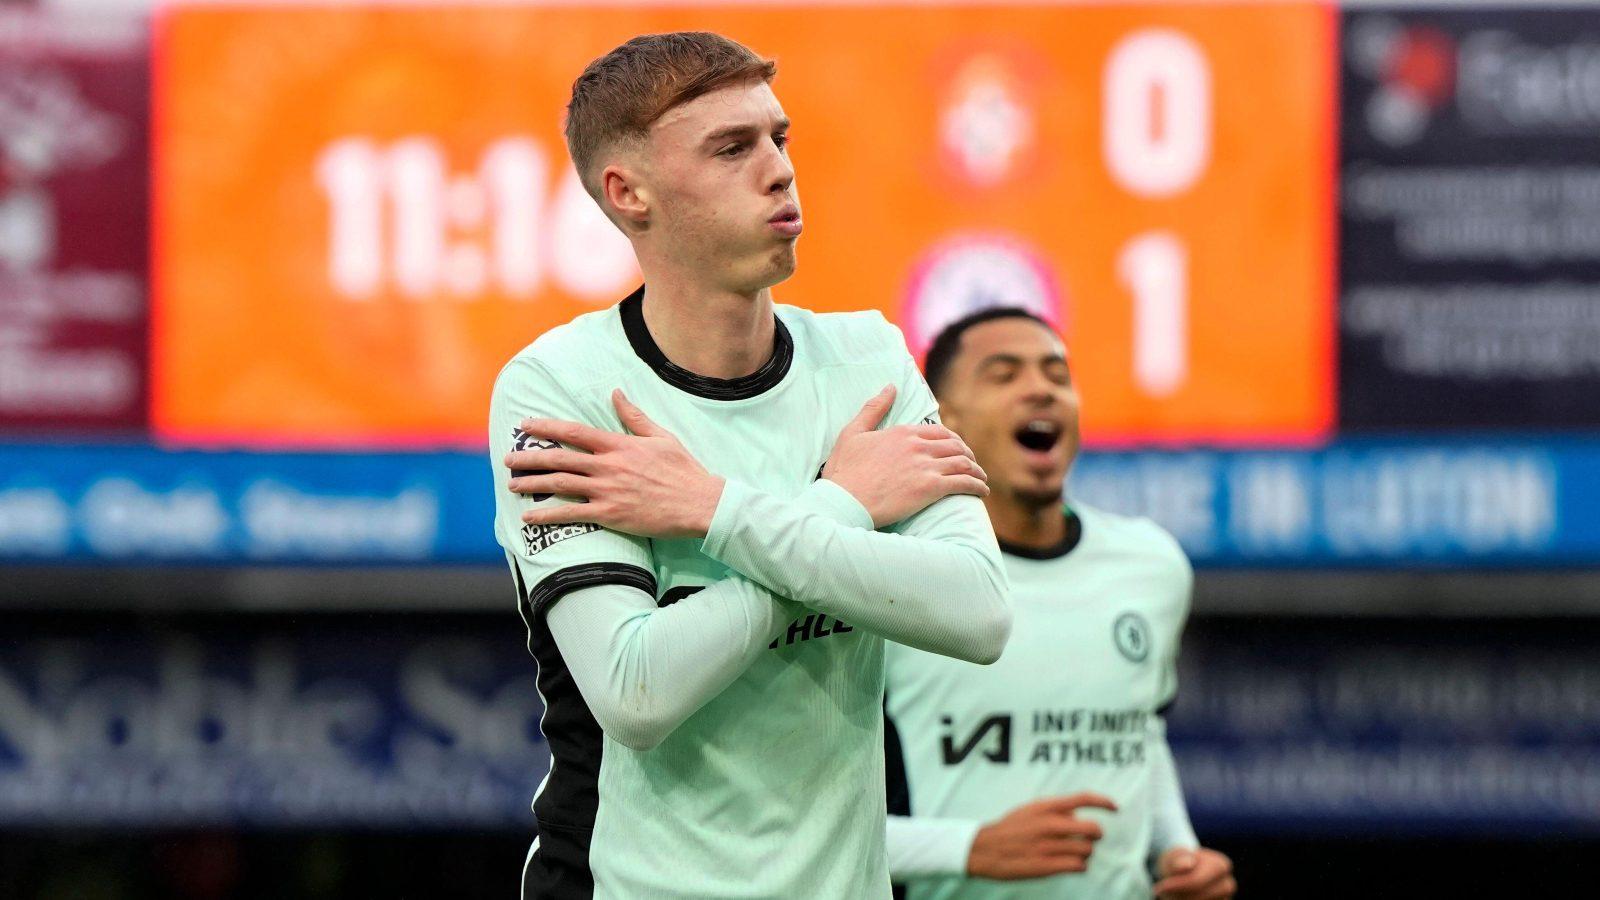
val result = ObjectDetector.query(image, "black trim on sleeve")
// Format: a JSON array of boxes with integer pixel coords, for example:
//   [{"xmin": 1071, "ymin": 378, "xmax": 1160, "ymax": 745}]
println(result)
[
  {"xmin": 997, "ymin": 510, "xmax": 1082, "ymax": 561},
  {"xmin": 527, "ymin": 563, "xmax": 658, "ymax": 620},
  {"xmin": 619, "ymin": 285, "xmax": 793, "ymax": 400}
]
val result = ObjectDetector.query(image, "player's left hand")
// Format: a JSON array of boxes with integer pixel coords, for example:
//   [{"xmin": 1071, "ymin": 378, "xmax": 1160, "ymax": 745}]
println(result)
[
  {"xmin": 1153, "ymin": 847, "xmax": 1234, "ymax": 900},
  {"xmin": 507, "ymin": 390, "xmax": 725, "ymax": 539}
]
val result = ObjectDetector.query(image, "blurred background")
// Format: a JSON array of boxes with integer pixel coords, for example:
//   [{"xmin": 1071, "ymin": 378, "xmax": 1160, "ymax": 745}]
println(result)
[{"xmin": 3, "ymin": 0, "xmax": 1599, "ymax": 896}]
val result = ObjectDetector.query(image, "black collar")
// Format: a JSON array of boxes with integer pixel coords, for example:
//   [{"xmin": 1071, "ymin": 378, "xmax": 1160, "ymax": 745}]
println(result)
[
  {"xmin": 998, "ymin": 511, "xmax": 1082, "ymax": 560},
  {"xmin": 619, "ymin": 286, "xmax": 792, "ymax": 401}
]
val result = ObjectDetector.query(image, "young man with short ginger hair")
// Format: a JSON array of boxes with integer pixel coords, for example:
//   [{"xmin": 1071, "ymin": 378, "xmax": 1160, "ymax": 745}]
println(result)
[{"xmin": 491, "ymin": 32, "xmax": 1012, "ymax": 899}]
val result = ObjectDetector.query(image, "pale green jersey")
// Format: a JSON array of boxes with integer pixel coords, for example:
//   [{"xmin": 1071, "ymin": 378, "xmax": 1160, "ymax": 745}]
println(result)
[
  {"xmin": 885, "ymin": 503, "xmax": 1194, "ymax": 900},
  {"xmin": 490, "ymin": 287, "xmax": 1009, "ymax": 900}
]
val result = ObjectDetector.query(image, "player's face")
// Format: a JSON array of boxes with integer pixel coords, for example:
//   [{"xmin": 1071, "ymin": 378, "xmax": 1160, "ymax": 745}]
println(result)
[
  {"xmin": 939, "ymin": 318, "xmax": 1080, "ymax": 509},
  {"xmin": 643, "ymin": 80, "xmax": 800, "ymax": 294}
]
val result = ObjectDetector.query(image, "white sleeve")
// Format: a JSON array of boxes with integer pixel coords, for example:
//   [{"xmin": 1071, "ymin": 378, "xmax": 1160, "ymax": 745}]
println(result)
[
  {"xmin": 544, "ymin": 578, "xmax": 798, "ymax": 752},
  {"xmin": 538, "ymin": 484, "xmax": 866, "ymax": 752},
  {"xmin": 703, "ymin": 477, "xmax": 1011, "ymax": 664},
  {"xmin": 886, "ymin": 814, "xmax": 981, "ymax": 882},
  {"xmin": 1146, "ymin": 716, "xmax": 1199, "ymax": 874}
]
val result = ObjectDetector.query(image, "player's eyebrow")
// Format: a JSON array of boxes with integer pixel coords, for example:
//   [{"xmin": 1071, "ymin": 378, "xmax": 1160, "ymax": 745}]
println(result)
[
  {"xmin": 974, "ymin": 353, "xmax": 1026, "ymax": 372},
  {"xmin": 700, "ymin": 117, "xmax": 790, "ymax": 149},
  {"xmin": 975, "ymin": 351, "xmax": 1068, "ymax": 372}
]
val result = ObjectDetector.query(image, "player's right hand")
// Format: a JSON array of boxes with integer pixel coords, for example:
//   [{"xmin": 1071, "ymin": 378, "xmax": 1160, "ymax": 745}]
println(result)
[
  {"xmin": 965, "ymin": 793, "xmax": 1118, "ymax": 881},
  {"xmin": 822, "ymin": 385, "xmax": 989, "ymax": 527}
]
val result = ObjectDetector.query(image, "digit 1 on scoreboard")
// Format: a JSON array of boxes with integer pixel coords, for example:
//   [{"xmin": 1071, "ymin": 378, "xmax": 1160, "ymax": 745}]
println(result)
[{"xmin": 1117, "ymin": 232, "xmax": 1188, "ymax": 398}]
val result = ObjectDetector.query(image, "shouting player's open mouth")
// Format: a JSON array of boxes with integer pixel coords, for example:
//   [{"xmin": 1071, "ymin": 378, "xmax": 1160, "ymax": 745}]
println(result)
[
  {"xmin": 768, "ymin": 203, "xmax": 802, "ymax": 238},
  {"xmin": 1013, "ymin": 417, "xmax": 1063, "ymax": 470}
]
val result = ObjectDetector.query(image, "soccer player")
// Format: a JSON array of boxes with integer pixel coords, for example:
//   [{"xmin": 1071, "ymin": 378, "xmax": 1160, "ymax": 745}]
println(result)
[
  {"xmin": 490, "ymin": 33, "xmax": 1012, "ymax": 899},
  {"xmin": 882, "ymin": 308, "xmax": 1235, "ymax": 900}
]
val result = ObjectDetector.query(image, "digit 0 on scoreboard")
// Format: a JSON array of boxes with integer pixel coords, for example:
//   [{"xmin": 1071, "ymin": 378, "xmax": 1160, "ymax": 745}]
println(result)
[{"xmin": 153, "ymin": 4, "xmax": 1333, "ymax": 447}]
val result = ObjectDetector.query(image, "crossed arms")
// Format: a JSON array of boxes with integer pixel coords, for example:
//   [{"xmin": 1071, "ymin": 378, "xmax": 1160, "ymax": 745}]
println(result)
[{"xmin": 495, "ymin": 379, "xmax": 1012, "ymax": 750}]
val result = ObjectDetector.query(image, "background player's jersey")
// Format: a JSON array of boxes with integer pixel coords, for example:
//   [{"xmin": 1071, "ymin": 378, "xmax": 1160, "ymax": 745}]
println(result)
[
  {"xmin": 885, "ymin": 504, "xmax": 1192, "ymax": 900},
  {"xmin": 490, "ymin": 287, "xmax": 960, "ymax": 899}
]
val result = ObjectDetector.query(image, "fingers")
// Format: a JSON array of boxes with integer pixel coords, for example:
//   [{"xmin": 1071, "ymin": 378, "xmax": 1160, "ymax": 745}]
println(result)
[
  {"xmin": 612, "ymin": 390, "xmax": 667, "ymax": 438},
  {"xmin": 924, "ymin": 438, "xmax": 978, "ymax": 463},
  {"xmin": 511, "ymin": 474, "xmax": 593, "ymax": 502},
  {"xmin": 1160, "ymin": 850, "xmax": 1199, "ymax": 877},
  {"xmin": 1054, "ymin": 792, "xmax": 1119, "ymax": 814},
  {"xmin": 519, "ymin": 417, "xmax": 621, "ymax": 452},
  {"xmin": 520, "ymin": 501, "xmax": 600, "ymax": 527},
  {"xmin": 839, "ymin": 385, "xmax": 897, "ymax": 438},
  {"xmin": 1154, "ymin": 854, "xmax": 1234, "ymax": 900},
  {"xmin": 1040, "ymin": 815, "xmax": 1104, "ymax": 841},
  {"xmin": 1039, "ymin": 856, "xmax": 1088, "ymax": 875},
  {"xmin": 1155, "ymin": 876, "xmax": 1236, "ymax": 900},
  {"xmin": 941, "ymin": 475, "xmax": 990, "ymax": 499},
  {"xmin": 1049, "ymin": 838, "xmax": 1096, "ymax": 859},
  {"xmin": 937, "ymin": 455, "xmax": 988, "ymax": 482},
  {"xmin": 504, "ymin": 448, "xmax": 597, "ymax": 478}
]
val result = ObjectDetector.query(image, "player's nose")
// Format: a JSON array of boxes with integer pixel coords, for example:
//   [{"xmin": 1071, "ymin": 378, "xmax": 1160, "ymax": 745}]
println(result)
[{"xmin": 766, "ymin": 147, "xmax": 795, "ymax": 194}]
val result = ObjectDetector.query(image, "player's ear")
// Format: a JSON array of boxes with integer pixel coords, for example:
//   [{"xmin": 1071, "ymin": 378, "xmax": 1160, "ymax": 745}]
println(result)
[
  {"xmin": 936, "ymin": 398, "xmax": 961, "ymax": 432},
  {"xmin": 602, "ymin": 163, "xmax": 650, "ymax": 229}
]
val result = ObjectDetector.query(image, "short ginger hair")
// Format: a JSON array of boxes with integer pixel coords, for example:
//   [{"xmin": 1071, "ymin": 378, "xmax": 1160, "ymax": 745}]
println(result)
[{"xmin": 565, "ymin": 32, "xmax": 777, "ymax": 202}]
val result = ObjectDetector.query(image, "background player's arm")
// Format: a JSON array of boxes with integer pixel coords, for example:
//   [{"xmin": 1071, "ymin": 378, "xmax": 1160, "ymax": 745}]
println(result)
[
  {"xmin": 701, "ymin": 352, "xmax": 1011, "ymax": 664},
  {"xmin": 1147, "ymin": 542, "xmax": 1201, "ymax": 869},
  {"xmin": 885, "ymin": 815, "xmax": 980, "ymax": 881},
  {"xmin": 1144, "ymin": 545, "xmax": 1233, "ymax": 900},
  {"xmin": 887, "ymin": 794, "xmax": 1113, "ymax": 883},
  {"xmin": 1147, "ymin": 717, "xmax": 1200, "ymax": 867}
]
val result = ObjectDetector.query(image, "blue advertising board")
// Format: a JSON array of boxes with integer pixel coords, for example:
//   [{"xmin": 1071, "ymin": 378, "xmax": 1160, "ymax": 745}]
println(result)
[
  {"xmin": 0, "ymin": 614, "xmax": 546, "ymax": 828},
  {"xmin": 1, "ymin": 438, "xmax": 1597, "ymax": 567},
  {"xmin": 2, "ymin": 615, "xmax": 1596, "ymax": 833}
]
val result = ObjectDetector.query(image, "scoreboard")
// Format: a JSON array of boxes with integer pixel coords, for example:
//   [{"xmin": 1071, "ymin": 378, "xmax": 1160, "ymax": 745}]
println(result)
[{"xmin": 151, "ymin": 3, "xmax": 1335, "ymax": 447}]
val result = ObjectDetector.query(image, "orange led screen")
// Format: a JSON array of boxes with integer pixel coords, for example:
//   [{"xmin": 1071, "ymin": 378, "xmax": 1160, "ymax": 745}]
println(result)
[{"xmin": 154, "ymin": 3, "xmax": 1335, "ymax": 447}]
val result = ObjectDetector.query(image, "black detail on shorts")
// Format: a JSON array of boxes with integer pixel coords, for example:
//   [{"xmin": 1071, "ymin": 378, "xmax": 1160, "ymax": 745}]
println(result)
[
  {"xmin": 526, "ymin": 563, "xmax": 657, "ymax": 620},
  {"xmin": 619, "ymin": 285, "xmax": 793, "ymax": 400},
  {"xmin": 997, "ymin": 510, "xmax": 1083, "ymax": 561},
  {"xmin": 883, "ymin": 696, "xmax": 911, "ymax": 900},
  {"xmin": 513, "ymin": 563, "xmax": 654, "ymax": 900}
]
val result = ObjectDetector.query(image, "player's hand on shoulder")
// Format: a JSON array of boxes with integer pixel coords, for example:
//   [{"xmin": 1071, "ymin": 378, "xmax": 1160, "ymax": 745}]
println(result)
[
  {"xmin": 1153, "ymin": 846, "xmax": 1235, "ymax": 900},
  {"xmin": 506, "ymin": 390, "xmax": 724, "ymax": 539},
  {"xmin": 966, "ymin": 793, "xmax": 1116, "ymax": 881},
  {"xmin": 822, "ymin": 385, "xmax": 989, "ymax": 528}
]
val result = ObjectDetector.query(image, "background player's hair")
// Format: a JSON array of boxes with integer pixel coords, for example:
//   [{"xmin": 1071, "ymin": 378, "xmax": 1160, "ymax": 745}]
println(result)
[
  {"xmin": 922, "ymin": 307, "xmax": 1055, "ymax": 398},
  {"xmin": 565, "ymin": 32, "xmax": 777, "ymax": 203}
]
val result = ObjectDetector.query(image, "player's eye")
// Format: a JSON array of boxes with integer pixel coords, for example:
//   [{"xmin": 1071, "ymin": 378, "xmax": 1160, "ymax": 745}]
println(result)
[
  {"xmin": 773, "ymin": 133, "xmax": 789, "ymax": 151},
  {"xmin": 719, "ymin": 143, "xmax": 747, "ymax": 158},
  {"xmin": 986, "ymin": 364, "xmax": 1018, "ymax": 384},
  {"xmin": 1044, "ymin": 362, "xmax": 1071, "ymax": 386}
]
